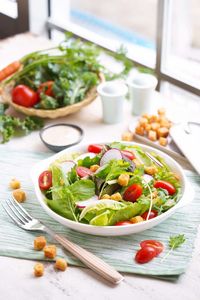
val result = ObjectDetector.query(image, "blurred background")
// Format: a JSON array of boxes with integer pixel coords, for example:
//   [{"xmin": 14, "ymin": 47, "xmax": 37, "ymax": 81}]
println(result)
[{"xmin": 0, "ymin": 0, "xmax": 200, "ymax": 108}]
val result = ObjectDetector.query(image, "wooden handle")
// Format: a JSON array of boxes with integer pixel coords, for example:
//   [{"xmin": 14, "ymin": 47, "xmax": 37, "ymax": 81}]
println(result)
[{"xmin": 54, "ymin": 234, "xmax": 124, "ymax": 285}]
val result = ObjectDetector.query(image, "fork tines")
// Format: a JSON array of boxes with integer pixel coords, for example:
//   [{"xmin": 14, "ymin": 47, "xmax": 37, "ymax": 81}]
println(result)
[{"xmin": 2, "ymin": 196, "xmax": 33, "ymax": 227}]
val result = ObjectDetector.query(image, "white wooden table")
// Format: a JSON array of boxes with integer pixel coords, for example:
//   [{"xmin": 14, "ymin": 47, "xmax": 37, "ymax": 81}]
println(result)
[{"xmin": 0, "ymin": 33, "xmax": 200, "ymax": 300}]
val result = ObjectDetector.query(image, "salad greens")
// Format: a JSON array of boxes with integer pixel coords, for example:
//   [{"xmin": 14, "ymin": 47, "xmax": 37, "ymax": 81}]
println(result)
[
  {"xmin": 79, "ymin": 200, "xmax": 148, "ymax": 226},
  {"xmin": 3, "ymin": 34, "xmax": 134, "ymax": 110},
  {"xmin": 39, "ymin": 142, "xmax": 182, "ymax": 226},
  {"xmin": 48, "ymin": 162, "xmax": 95, "ymax": 221},
  {"xmin": 0, "ymin": 103, "xmax": 43, "ymax": 143}
]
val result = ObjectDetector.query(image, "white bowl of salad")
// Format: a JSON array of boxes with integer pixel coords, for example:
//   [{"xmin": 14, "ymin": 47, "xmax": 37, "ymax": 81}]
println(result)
[{"xmin": 31, "ymin": 141, "xmax": 192, "ymax": 236}]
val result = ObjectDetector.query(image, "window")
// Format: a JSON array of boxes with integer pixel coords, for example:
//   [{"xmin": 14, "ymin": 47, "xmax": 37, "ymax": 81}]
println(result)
[
  {"xmin": 160, "ymin": 0, "xmax": 200, "ymax": 90},
  {"xmin": 13, "ymin": 0, "xmax": 200, "ymax": 96},
  {"xmin": 0, "ymin": 0, "xmax": 18, "ymax": 19},
  {"xmin": 70, "ymin": 0, "xmax": 158, "ymax": 68}
]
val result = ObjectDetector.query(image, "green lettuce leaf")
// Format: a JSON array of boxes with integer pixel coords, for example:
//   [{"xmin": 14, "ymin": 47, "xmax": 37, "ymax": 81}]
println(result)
[
  {"xmin": 69, "ymin": 179, "xmax": 95, "ymax": 201},
  {"xmin": 96, "ymin": 160, "xmax": 130, "ymax": 181},
  {"xmin": 90, "ymin": 210, "xmax": 111, "ymax": 226},
  {"xmin": 47, "ymin": 187, "xmax": 77, "ymax": 221},
  {"xmin": 48, "ymin": 163, "xmax": 95, "ymax": 221},
  {"xmin": 79, "ymin": 199, "xmax": 149, "ymax": 226},
  {"xmin": 78, "ymin": 155, "xmax": 100, "ymax": 168}
]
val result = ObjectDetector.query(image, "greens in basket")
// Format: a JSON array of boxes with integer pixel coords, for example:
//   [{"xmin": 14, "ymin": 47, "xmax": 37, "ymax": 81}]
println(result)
[
  {"xmin": 1, "ymin": 35, "xmax": 133, "ymax": 110},
  {"xmin": 0, "ymin": 103, "xmax": 43, "ymax": 143},
  {"xmin": 38, "ymin": 142, "xmax": 181, "ymax": 226}
]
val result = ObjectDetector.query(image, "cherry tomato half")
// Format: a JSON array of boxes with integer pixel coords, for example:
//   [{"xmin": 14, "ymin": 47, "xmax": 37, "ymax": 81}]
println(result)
[
  {"xmin": 38, "ymin": 170, "xmax": 52, "ymax": 190},
  {"xmin": 76, "ymin": 166, "xmax": 93, "ymax": 178},
  {"xmin": 115, "ymin": 221, "xmax": 132, "ymax": 226},
  {"xmin": 140, "ymin": 240, "xmax": 164, "ymax": 256},
  {"xmin": 87, "ymin": 144, "xmax": 103, "ymax": 154},
  {"xmin": 135, "ymin": 246, "xmax": 157, "ymax": 264},
  {"xmin": 38, "ymin": 81, "xmax": 54, "ymax": 97},
  {"xmin": 123, "ymin": 184, "xmax": 143, "ymax": 202},
  {"xmin": 121, "ymin": 150, "xmax": 135, "ymax": 160},
  {"xmin": 12, "ymin": 85, "xmax": 39, "ymax": 107},
  {"xmin": 154, "ymin": 180, "xmax": 176, "ymax": 195},
  {"xmin": 141, "ymin": 210, "xmax": 158, "ymax": 220}
]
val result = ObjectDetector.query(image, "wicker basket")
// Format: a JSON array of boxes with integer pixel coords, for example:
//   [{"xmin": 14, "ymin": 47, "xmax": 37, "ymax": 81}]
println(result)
[{"xmin": 1, "ymin": 73, "xmax": 104, "ymax": 119}]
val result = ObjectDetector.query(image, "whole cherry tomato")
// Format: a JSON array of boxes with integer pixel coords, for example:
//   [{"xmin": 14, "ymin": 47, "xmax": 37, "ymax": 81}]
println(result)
[
  {"xmin": 87, "ymin": 144, "xmax": 103, "ymax": 154},
  {"xmin": 123, "ymin": 184, "xmax": 143, "ymax": 202},
  {"xmin": 38, "ymin": 81, "xmax": 54, "ymax": 97},
  {"xmin": 154, "ymin": 180, "xmax": 176, "ymax": 195},
  {"xmin": 121, "ymin": 150, "xmax": 135, "ymax": 160},
  {"xmin": 135, "ymin": 246, "xmax": 157, "ymax": 264},
  {"xmin": 76, "ymin": 166, "xmax": 93, "ymax": 178},
  {"xmin": 12, "ymin": 85, "xmax": 39, "ymax": 107},
  {"xmin": 140, "ymin": 240, "xmax": 164, "ymax": 256},
  {"xmin": 141, "ymin": 210, "xmax": 158, "ymax": 220},
  {"xmin": 38, "ymin": 170, "xmax": 52, "ymax": 190},
  {"xmin": 115, "ymin": 221, "xmax": 132, "ymax": 226}
]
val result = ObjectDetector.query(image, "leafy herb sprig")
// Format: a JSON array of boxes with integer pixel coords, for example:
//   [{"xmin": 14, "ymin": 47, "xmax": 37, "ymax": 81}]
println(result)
[
  {"xmin": 0, "ymin": 103, "xmax": 44, "ymax": 143},
  {"xmin": 161, "ymin": 234, "xmax": 186, "ymax": 262}
]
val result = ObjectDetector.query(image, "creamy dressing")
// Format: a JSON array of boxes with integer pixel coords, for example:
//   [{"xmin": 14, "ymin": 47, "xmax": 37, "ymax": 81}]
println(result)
[{"xmin": 42, "ymin": 125, "xmax": 81, "ymax": 146}]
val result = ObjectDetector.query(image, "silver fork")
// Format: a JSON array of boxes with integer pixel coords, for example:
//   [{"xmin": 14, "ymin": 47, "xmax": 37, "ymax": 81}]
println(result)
[{"xmin": 2, "ymin": 196, "xmax": 124, "ymax": 285}]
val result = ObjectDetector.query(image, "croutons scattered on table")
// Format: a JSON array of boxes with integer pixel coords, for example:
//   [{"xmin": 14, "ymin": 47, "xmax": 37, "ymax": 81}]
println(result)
[
  {"xmin": 34, "ymin": 263, "xmax": 44, "ymax": 277},
  {"xmin": 34, "ymin": 236, "xmax": 47, "ymax": 251},
  {"xmin": 43, "ymin": 245, "xmax": 57, "ymax": 259},
  {"xmin": 55, "ymin": 258, "xmax": 68, "ymax": 271},
  {"xmin": 9, "ymin": 178, "xmax": 21, "ymax": 189},
  {"xmin": 12, "ymin": 189, "xmax": 26, "ymax": 203}
]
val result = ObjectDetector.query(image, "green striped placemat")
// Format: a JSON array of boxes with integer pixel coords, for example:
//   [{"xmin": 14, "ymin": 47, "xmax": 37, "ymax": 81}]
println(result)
[{"xmin": 0, "ymin": 149, "xmax": 199, "ymax": 281}]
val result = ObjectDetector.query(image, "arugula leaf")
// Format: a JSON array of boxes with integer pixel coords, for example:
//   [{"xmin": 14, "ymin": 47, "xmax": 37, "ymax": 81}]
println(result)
[
  {"xmin": 67, "ymin": 166, "xmax": 79, "ymax": 184},
  {"xmin": 96, "ymin": 160, "xmax": 130, "ymax": 181},
  {"xmin": 95, "ymin": 160, "xmax": 130, "ymax": 197},
  {"xmin": 169, "ymin": 234, "xmax": 186, "ymax": 249},
  {"xmin": 161, "ymin": 234, "xmax": 186, "ymax": 262},
  {"xmin": 78, "ymin": 155, "xmax": 100, "ymax": 168}
]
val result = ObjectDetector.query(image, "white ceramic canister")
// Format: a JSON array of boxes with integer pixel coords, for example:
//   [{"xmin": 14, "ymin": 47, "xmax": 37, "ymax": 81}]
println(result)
[
  {"xmin": 127, "ymin": 73, "xmax": 158, "ymax": 115},
  {"xmin": 97, "ymin": 81, "xmax": 128, "ymax": 124}
]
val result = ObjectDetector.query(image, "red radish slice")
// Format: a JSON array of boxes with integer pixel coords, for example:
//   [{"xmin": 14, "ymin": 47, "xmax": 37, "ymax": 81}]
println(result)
[
  {"xmin": 76, "ymin": 166, "xmax": 93, "ymax": 178},
  {"xmin": 76, "ymin": 195, "xmax": 99, "ymax": 209},
  {"xmin": 100, "ymin": 149, "xmax": 122, "ymax": 166},
  {"xmin": 121, "ymin": 150, "xmax": 135, "ymax": 160},
  {"xmin": 142, "ymin": 174, "xmax": 153, "ymax": 183},
  {"xmin": 60, "ymin": 160, "xmax": 76, "ymax": 174}
]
